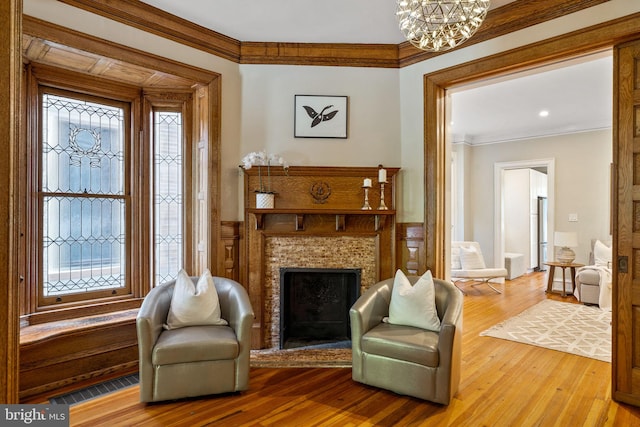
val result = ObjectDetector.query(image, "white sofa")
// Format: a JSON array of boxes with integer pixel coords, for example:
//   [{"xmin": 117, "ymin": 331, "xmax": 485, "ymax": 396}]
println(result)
[{"xmin": 451, "ymin": 241, "xmax": 508, "ymax": 294}]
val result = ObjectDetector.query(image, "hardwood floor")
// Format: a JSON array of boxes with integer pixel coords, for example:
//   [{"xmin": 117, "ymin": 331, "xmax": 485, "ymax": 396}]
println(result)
[{"xmin": 58, "ymin": 273, "xmax": 640, "ymax": 425}]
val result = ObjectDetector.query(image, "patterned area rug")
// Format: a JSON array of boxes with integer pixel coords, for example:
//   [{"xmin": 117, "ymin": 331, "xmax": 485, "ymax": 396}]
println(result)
[{"xmin": 480, "ymin": 299, "xmax": 612, "ymax": 362}]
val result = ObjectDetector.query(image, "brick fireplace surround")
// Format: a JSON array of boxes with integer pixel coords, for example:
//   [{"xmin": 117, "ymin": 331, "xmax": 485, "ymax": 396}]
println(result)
[{"xmin": 243, "ymin": 166, "xmax": 399, "ymax": 349}]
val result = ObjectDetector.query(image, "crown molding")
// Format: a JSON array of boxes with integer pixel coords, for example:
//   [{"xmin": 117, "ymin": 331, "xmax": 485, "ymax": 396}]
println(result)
[
  {"xmin": 57, "ymin": 0, "xmax": 609, "ymax": 68},
  {"xmin": 57, "ymin": 0, "xmax": 241, "ymax": 62},
  {"xmin": 240, "ymin": 42, "xmax": 399, "ymax": 68}
]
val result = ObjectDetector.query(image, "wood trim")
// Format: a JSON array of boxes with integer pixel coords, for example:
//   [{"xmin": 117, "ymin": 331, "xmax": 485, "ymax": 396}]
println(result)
[
  {"xmin": 424, "ymin": 12, "xmax": 640, "ymax": 281},
  {"xmin": 206, "ymin": 80, "xmax": 222, "ymax": 282},
  {"xmin": 55, "ymin": 0, "xmax": 604, "ymax": 68},
  {"xmin": 220, "ymin": 221, "xmax": 240, "ymax": 282},
  {"xmin": 612, "ymin": 38, "xmax": 640, "ymax": 407},
  {"xmin": 22, "ymin": 16, "xmax": 219, "ymax": 85},
  {"xmin": 240, "ymin": 42, "xmax": 399, "ymax": 68},
  {"xmin": 396, "ymin": 223, "xmax": 426, "ymax": 275},
  {"xmin": 0, "ymin": 0, "xmax": 22, "ymax": 404},
  {"xmin": 56, "ymin": 0, "xmax": 241, "ymax": 63},
  {"xmin": 427, "ymin": 13, "xmax": 640, "ymax": 89},
  {"xmin": 19, "ymin": 309, "xmax": 138, "ymax": 400},
  {"xmin": 424, "ymin": 77, "xmax": 447, "ymax": 277},
  {"xmin": 23, "ymin": 299, "xmax": 142, "ymax": 326}
]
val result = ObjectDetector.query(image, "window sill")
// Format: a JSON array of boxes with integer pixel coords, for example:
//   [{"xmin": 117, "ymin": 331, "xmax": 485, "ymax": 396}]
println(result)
[
  {"xmin": 20, "ymin": 308, "xmax": 139, "ymax": 345},
  {"xmin": 21, "ymin": 298, "xmax": 143, "ymax": 329}
]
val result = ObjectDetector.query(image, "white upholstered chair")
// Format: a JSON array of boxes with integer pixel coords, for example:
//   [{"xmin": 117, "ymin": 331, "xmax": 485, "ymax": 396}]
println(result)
[{"xmin": 451, "ymin": 241, "xmax": 508, "ymax": 294}]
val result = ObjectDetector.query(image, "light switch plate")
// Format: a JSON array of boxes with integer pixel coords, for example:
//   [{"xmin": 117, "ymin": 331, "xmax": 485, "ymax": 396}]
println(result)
[{"xmin": 568, "ymin": 213, "xmax": 578, "ymax": 222}]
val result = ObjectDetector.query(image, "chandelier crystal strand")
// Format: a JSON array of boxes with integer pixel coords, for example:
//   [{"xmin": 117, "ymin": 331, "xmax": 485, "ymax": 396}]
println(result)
[{"xmin": 396, "ymin": 0, "xmax": 490, "ymax": 52}]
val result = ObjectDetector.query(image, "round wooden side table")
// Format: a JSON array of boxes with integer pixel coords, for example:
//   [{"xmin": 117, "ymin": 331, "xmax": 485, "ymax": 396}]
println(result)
[{"xmin": 544, "ymin": 261, "xmax": 585, "ymax": 297}]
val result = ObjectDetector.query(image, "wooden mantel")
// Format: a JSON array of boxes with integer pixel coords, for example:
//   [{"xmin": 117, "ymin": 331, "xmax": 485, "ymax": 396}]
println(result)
[
  {"xmin": 246, "ymin": 209, "xmax": 396, "ymax": 232},
  {"xmin": 242, "ymin": 166, "xmax": 399, "ymax": 348}
]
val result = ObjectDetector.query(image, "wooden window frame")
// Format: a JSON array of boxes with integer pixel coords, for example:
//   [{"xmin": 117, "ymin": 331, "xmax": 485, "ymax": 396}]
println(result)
[
  {"xmin": 36, "ymin": 86, "xmax": 133, "ymax": 307},
  {"xmin": 22, "ymin": 64, "xmax": 197, "ymax": 324},
  {"xmin": 143, "ymin": 90, "xmax": 194, "ymax": 285}
]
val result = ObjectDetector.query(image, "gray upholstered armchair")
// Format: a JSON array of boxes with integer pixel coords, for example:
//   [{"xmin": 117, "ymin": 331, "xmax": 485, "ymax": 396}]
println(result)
[
  {"xmin": 350, "ymin": 276, "xmax": 463, "ymax": 405},
  {"xmin": 136, "ymin": 276, "xmax": 254, "ymax": 402}
]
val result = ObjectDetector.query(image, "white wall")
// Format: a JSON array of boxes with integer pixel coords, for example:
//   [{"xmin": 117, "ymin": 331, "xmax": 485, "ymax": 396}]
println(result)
[
  {"xmin": 236, "ymin": 65, "xmax": 400, "ymax": 219},
  {"xmin": 464, "ymin": 129, "xmax": 611, "ymax": 267},
  {"xmin": 23, "ymin": 0, "xmax": 640, "ymax": 224}
]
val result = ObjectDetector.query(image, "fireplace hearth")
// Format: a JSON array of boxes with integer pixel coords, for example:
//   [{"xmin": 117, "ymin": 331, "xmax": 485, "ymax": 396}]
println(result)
[{"xmin": 279, "ymin": 267, "xmax": 361, "ymax": 349}]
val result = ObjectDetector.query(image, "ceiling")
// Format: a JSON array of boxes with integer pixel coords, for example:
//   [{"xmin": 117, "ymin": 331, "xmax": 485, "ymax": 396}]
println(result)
[
  {"xmin": 451, "ymin": 51, "xmax": 613, "ymax": 145},
  {"xmin": 139, "ymin": 0, "xmax": 516, "ymax": 44},
  {"xmin": 139, "ymin": 0, "xmax": 612, "ymax": 144}
]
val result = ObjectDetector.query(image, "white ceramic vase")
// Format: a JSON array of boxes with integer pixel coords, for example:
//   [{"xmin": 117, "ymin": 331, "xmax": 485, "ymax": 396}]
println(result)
[{"xmin": 256, "ymin": 192, "xmax": 275, "ymax": 209}]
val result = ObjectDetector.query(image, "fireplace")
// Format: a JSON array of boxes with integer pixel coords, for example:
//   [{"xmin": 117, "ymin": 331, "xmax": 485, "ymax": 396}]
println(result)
[
  {"xmin": 243, "ymin": 165, "xmax": 399, "ymax": 349},
  {"xmin": 279, "ymin": 267, "xmax": 361, "ymax": 349}
]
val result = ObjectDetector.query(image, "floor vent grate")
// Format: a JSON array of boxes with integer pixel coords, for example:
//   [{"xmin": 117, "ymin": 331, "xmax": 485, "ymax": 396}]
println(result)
[{"xmin": 49, "ymin": 373, "xmax": 139, "ymax": 406}]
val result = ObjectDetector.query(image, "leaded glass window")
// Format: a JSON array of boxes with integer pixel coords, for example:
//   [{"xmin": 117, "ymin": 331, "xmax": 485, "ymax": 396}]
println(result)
[
  {"xmin": 41, "ymin": 93, "xmax": 127, "ymax": 297},
  {"xmin": 153, "ymin": 110, "xmax": 183, "ymax": 285}
]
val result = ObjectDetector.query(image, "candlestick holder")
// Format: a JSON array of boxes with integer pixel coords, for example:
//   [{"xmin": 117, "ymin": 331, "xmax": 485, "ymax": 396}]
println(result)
[
  {"xmin": 378, "ymin": 182, "xmax": 388, "ymax": 210},
  {"xmin": 362, "ymin": 186, "xmax": 372, "ymax": 210}
]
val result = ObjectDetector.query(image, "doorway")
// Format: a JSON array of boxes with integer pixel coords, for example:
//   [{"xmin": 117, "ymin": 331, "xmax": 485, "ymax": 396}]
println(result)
[
  {"xmin": 494, "ymin": 160, "xmax": 555, "ymax": 272},
  {"xmin": 446, "ymin": 52, "xmax": 610, "ymax": 275}
]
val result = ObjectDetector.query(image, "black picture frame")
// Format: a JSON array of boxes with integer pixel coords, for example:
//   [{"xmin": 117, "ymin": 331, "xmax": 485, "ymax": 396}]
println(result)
[{"xmin": 294, "ymin": 95, "xmax": 348, "ymax": 138}]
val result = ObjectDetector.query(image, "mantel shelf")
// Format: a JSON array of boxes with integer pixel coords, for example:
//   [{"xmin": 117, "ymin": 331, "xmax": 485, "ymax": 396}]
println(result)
[{"xmin": 247, "ymin": 208, "xmax": 396, "ymax": 231}]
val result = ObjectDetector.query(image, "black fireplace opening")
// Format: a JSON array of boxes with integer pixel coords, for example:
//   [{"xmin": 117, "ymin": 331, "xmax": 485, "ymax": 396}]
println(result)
[{"xmin": 279, "ymin": 267, "xmax": 361, "ymax": 350}]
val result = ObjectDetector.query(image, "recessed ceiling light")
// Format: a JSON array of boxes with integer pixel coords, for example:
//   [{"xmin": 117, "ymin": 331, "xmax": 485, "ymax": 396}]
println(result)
[{"xmin": 539, "ymin": 110, "xmax": 549, "ymax": 117}]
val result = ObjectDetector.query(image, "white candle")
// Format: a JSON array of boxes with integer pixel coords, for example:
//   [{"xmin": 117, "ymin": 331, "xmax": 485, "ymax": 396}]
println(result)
[
  {"xmin": 378, "ymin": 168, "xmax": 387, "ymax": 183},
  {"xmin": 363, "ymin": 178, "xmax": 372, "ymax": 187}
]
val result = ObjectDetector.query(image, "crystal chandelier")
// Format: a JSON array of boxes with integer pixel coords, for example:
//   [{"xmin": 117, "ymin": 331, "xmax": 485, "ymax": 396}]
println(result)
[{"xmin": 396, "ymin": 0, "xmax": 491, "ymax": 52}]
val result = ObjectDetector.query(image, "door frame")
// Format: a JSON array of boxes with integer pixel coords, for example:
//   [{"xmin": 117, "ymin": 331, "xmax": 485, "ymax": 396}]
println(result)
[
  {"xmin": 494, "ymin": 159, "xmax": 555, "ymax": 271},
  {"xmin": 424, "ymin": 11, "xmax": 640, "ymax": 406},
  {"xmin": 423, "ymin": 13, "xmax": 640, "ymax": 277}
]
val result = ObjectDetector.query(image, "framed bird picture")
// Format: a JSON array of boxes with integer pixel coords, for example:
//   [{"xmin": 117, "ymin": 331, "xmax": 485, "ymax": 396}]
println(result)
[{"xmin": 294, "ymin": 95, "xmax": 348, "ymax": 138}]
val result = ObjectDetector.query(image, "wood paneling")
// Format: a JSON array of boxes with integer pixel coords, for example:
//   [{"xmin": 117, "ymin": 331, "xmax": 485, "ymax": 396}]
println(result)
[
  {"xmin": 19, "ymin": 309, "xmax": 138, "ymax": 400},
  {"xmin": 56, "ymin": 0, "xmax": 604, "ymax": 68},
  {"xmin": 396, "ymin": 223, "xmax": 426, "ymax": 275},
  {"xmin": 0, "ymin": 0, "xmax": 21, "ymax": 405},
  {"xmin": 613, "ymin": 38, "xmax": 640, "ymax": 407},
  {"xmin": 220, "ymin": 221, "xmax": 240, "ymax": 281},
  {"xmin": 22, "ymin": 16, "xmax": 218, "ymax": 86},
  {"xmin": 22, "ymin": 35, "xmax": 196, "ymax": 89}
]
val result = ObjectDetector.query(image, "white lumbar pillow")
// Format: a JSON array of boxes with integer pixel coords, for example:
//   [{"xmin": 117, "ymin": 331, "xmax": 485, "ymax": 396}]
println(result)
[
  {"xmin": 594, "ymin": 239, "xmax": 612, "ymax": 268},
  {"xmin": 164, "ymin": 269, "xmax": 228, "ymax": 330},
  {"xmin": 460, "ymin": 245, "xmax": 486, "ymax": 270},
  {"xmin": 386, "ymin": 269, "xmax": 441, "ymax": 332}
]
